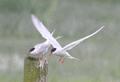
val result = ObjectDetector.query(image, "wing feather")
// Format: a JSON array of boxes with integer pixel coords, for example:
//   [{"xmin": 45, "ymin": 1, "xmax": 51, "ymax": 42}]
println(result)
[
  {"xmin": 31, "ymin": 15, "xmax": 62, "ymax": 49},
  {"xmin": 62, "ymin": 26, "xmax": 104, "ymax": 51}
]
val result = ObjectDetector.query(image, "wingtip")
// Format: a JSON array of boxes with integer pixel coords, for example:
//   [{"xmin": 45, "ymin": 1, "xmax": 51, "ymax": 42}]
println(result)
[
  {"xmin": 102, "ymin": 25, "xmax": 104, "ymax": 28},
  {"xmin": 31, "ymin": 14, "xmax": 35, "ymax": 19},
  {"xmin": 96, "ymin": 25, "xmax": 104, "ymax": 33},
  {"xmin": 100, "ymin": 25, "xmax": 104, "ymax": 30},
  {"xmin": 31, "ymin": 14, "xmax": 43, "ymax": 24}
]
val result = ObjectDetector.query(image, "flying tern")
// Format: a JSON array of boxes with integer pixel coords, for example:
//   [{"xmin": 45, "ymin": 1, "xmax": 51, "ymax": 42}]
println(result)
[
  {"xmin": 31, "ymin": 14, "xmax": 104, "ymax": 64},
  {"xmin": 51, "ymin": 26, "xmax": 104, "ymax": 63}
]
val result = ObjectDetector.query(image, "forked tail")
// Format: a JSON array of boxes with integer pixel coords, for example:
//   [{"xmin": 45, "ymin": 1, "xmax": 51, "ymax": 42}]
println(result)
[
  {"xmin": 68, "ymin": 56, "xmax": 80, "ymax": 61},
  {"xmin": 66, "ymin": 52, "xmax": 80, "ymax": 61}
]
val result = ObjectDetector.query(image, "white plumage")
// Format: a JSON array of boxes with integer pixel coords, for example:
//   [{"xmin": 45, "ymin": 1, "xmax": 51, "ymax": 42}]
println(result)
[{"xmin": 31, "ymin": 14, "xmax": 104, "ymax": 64}]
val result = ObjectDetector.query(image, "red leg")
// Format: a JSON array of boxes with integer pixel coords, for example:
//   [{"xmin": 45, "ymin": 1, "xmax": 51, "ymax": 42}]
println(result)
[{"xmin": 59, "ymin": 57, "xmax": 64, "ymax": 64}]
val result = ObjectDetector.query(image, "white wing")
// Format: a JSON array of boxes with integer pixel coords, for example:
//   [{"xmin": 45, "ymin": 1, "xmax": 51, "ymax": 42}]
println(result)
[
  {"xmin": 31, "ymin": 15, "xmax": 51, "ymax": 40},
  {"xmin": 31, "ymin": 14, "xmax": 62, "ymax": 49},
  {"xmin": 62, "ymin": 26, "xmax": 104, "ymax": 51}
]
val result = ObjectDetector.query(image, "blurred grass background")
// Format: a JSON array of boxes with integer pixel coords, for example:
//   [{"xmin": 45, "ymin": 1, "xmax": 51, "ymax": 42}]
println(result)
[{"xmin": 0, "ymin": 0, "xmax": 120, "ymax": 82}]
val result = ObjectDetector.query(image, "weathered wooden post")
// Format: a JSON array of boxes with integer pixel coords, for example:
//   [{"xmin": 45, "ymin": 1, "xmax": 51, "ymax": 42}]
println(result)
[{"xmin": 24, "ymin": 56, "xmax": 48, "ymax": 82}]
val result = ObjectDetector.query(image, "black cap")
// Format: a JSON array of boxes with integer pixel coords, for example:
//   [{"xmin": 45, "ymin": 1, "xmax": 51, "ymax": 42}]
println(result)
[
  {"xmin": 29, "ymin": 47, "xmax": 35, "ymax": 52},
  {"xmin": 51, "ymin": 48, "xmax": 56, "ymax": 53}
]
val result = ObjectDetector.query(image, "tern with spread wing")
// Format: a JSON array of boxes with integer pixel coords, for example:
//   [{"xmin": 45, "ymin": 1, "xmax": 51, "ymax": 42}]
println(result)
[
  {"xmin": 29, "ymin": 16, "xmax": 61, "ymax": 68},
  {"xmin": 29, "ymin": 32, "xmax": 61, "ymax": 68},
  {"xmin": 31, "ymin": 14, "xmax": 104, "ymax": 64}
]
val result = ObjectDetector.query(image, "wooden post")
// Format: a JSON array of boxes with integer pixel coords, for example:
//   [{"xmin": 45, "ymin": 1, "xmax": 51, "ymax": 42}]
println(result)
[{"xmin": 24, "ymin": 56, "xmax": 48, "ymax": 82}]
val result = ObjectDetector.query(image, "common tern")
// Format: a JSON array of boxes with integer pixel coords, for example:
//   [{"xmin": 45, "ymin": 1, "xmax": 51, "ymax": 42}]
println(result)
[
  {"xmin": 31, "ymin": 14, "xmax": 104, "ymax": 64},
  {"xmin": 51, "ymin": 26, "xmax": 104, "ymax": 63},
  {"xmin": 30, "ymin": 17, "xmax": 61, "ymax": 68},
  {"xmin": 29, "ymin": 39, "xmax": 51, "ymax": 68}
]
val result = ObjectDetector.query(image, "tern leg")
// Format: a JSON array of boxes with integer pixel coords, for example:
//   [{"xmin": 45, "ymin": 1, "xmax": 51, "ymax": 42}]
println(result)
[
  {"xmin": 39, "ymin": 56, "xmax": 48, "ymax": 69},
  {"xmin": 44, "ymin": 57, "xmax": 48, "ymax": 64},
  {"xmin": 39, "ymin": 59, "xmax": 44, "ymax": 69},
  {"xmin": 48, "ymin": 47, "xmax": 56, "ymax": 60},
  {"xmin": 58, "ymin": 57, "xmax": 64, "ymax": 64},
  {"xmin": 38, "ymin": 56, "xmax": 44, "ymax": 69},
  {"xmin": 47, "ymin": 53, "xmax": 52, "ymax": 60}
]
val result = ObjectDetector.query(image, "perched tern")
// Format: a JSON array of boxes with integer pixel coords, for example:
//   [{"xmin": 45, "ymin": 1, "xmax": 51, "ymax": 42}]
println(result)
[
  {"xmin": 29, "ymin": 31, "xmax": 61, "ymax": 59},
  {"xmin": 29, "ymin": 39, "xmax": 51, "ymax": 68},
  {"xmin": 29, "ymin": 17, "xmax": 61, "ymax": 68},
  {"xmin": 29, "ymin": 35, "xmax": 61, "ymax": 68},
  {"xmin": 31, "ymin": 14, "xmax": 104, "ymax": 64}
]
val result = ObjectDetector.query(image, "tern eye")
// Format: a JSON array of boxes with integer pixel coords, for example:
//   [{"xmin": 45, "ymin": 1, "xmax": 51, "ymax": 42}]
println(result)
[
  {"xmin": 51, "ymin": 48, "xmax": 56, "ymax": 53},
  {"xmin": 29, "ymin": 48, "xmax": 35, "ymax": 52}
]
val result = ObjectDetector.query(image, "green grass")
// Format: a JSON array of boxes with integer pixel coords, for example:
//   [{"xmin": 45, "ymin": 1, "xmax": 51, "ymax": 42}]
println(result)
[{"xmin": 0, "ymin": 0, "xmax": 120, "ymax": 82}]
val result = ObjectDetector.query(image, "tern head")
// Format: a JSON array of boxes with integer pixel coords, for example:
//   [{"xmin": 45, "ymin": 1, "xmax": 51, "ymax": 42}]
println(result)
[{"xmin": 51, "ymin": 48, "xmax": 56, "ymax": 53}]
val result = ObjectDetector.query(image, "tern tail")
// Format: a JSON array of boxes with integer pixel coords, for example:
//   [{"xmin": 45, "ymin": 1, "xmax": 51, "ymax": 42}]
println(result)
[
  {"xmin": 66, "ymin": 52, "xmax": 80, "ymax": 61},
  {"xmin": 68, "ymin": 56, "xmax": 80, "ymax": 61}
]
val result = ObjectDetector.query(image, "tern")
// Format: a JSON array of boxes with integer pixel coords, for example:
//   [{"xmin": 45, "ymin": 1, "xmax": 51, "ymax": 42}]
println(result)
[
  {"xmin": 29, "ymin": 29, "xmax": 61, "ymax": 68},
  {"xmin": 29, "ymin": 30, "xmax": 59, "ymax": 58},
  {"xmin": 29, "ymin": 38, "xmax": 51, "ymax": 68},
  {"xmin": 31, "ymin": 14, "xmax": 104, "ymax": 64},
  {"xmin": 50, "ymin": 26, "xmax": 104, "ymax": 63}
]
